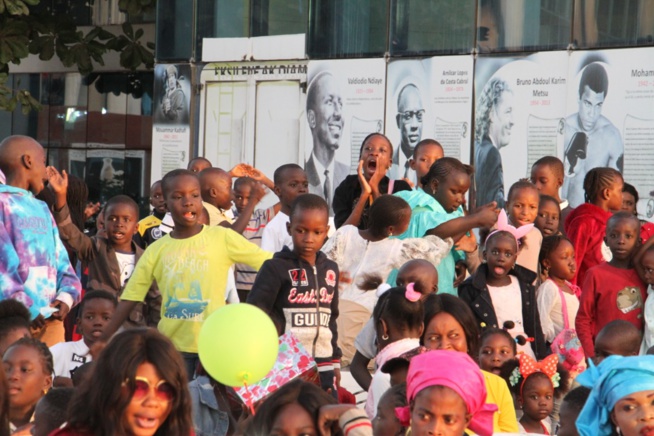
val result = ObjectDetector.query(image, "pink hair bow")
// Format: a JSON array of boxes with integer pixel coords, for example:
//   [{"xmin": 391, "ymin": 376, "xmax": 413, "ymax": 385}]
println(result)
[
  {"xmin": 487, "ymin": 209, "xmax": 533, "ymax": 244},
  {"xmin": 405, "ymin": 283, "xmax": 421, "ymax": 302},
  {"xmin": 395, "ymin": 406, "xmax": 411, "ymax": 427}
]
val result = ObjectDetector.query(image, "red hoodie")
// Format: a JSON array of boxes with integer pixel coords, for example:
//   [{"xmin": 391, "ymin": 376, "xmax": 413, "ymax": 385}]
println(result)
[{"xmin": 564, "ymin": 203, "xmax": 612, "ymax": 286}]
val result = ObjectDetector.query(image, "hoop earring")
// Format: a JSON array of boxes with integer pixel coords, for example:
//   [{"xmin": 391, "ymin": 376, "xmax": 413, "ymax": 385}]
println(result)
[
  {"xmin": 382, "ymin": 334, "xmax": 389, "ymax": 341},
  {"xmin": 616, "ymin": 427, "xmax": 622, "ymax": 436}
]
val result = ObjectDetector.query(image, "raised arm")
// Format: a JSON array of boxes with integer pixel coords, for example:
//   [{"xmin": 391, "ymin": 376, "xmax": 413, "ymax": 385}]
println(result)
[
  {"xmin": 339, "ymin": 160, "xmax": 372, "ymax": 228},
  {"xmin": 426, "ymin": 202, "xmax": 498, "ymax": 240}
]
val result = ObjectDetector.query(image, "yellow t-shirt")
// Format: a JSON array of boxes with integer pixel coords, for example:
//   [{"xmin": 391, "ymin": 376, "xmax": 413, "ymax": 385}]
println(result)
[{"xmin": 121, "ymin": 226, "xmax": 272, "ymax": 352}]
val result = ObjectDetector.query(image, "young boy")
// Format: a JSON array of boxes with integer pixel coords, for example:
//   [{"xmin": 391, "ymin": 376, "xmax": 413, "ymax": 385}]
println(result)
[
  {"xmin": 575, "ymin": 212, "xmax": 647, "ymax": 358},
  {"xmin": 248, "ymin": 194, "xmax": 341, "ymax": 394},
  {"xmin": 100, "ymin": 169, "xmax": 272, "ymax": 378},
  {"xmin": 50, "ymin": 290, "xmax": 117, "ymax": 384},
  {"xmin": 408, "ymin": 139, "xmax": 444, "ymax": 188},
  {"xmin": 136, "ymin": 180, "xmax": 166, "ymax": 247},
  {"xmin": 556, "ymin": 386, "xmax": 590, "ymax": 436},
  {"xmin": 0, "ymin": 135, "xmax": 81, "ymax": 346},
  {"xmin": 49, "ymin": 168, "xmax": 160, "ymax": 328},
  {"xmin": 32, "ymin": 387, "xmax": 75, "ymax": 436},
  {"xmin": 233, "ymin": 176, "xmax": 281, "ymax": 302},
  {"xmin": 260, "ymin": 164, "xmax": 309, "ymax": 253},
  {"xmin": 530, "ymin": 156, "xmax": 571, "ymax": 234},
  {"xmin": 592, "ymin": 319, "xmax": 642, "ymax": 365}
]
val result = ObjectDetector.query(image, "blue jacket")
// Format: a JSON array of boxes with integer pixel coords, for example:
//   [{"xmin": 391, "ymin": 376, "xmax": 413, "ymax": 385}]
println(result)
[{"xmin": 189, "ymin": 376, "xmax": 229, "ymax": 436}]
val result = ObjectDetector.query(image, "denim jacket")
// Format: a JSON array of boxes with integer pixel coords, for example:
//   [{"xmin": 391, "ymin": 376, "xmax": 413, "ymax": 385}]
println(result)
[{"xmin": 189, "ymin": 376, "xmax": 229, "ymax": 436}]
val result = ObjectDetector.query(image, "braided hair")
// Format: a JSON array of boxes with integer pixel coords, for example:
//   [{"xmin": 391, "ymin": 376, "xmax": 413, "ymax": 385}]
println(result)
[
  {"xmin": 583, "ymin": 167, "xmax": 622, "ymax": 203},
  {"xmin": 538, "ymin": 235, "xmax": 572, "ymax": 273},
  {"xmin": 421, "ymin": 157, "xmax": 474, "ymax": 193},
  {"xmin": 7, "ymin": 337, "xmax": 54, "ymax": 376}
]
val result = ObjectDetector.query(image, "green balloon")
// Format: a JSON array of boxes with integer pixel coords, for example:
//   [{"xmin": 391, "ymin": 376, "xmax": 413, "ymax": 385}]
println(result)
[{"xmin": 198, "ymin": 303, "xmax": 279, "ymax": 387}]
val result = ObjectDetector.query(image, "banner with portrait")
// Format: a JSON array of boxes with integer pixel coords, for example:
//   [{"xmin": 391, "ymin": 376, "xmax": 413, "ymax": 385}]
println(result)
[
  {"xmin": 304, "ymin": 59, "xmax": 386, "ymax": 212},
  {"xmin": 385, "ymin": 56, "xmax": 474, "ymax": 186},
  {"xmin": 151, "ymin": 63, "xmax": 193, "ymax": 182},
  {"xmin": 566, "ymin": 48, "xmax": 654, "ymax": 219},
  {"xmin": 473, "ymin": 52, "xmax": 569, "ymax": 208}
]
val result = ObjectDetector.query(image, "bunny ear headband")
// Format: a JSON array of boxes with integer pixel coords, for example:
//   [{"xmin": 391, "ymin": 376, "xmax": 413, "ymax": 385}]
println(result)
[{"xmin": 487, "ymin": 209, "xmax": 534, "ymax": 245}]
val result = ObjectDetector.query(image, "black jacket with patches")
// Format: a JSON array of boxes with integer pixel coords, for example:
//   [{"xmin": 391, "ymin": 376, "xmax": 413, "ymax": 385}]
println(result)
[
  {"xmin": 247, "ymin": 247, "xmax": 342, "ymax": 364},
  {"xmin": 458, "ymin": 263, "xmax": 548, "ymax": 359}
]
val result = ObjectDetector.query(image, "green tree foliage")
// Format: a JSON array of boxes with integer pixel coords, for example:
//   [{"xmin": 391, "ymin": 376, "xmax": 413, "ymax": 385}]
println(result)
[{"xmin": 0, "ymin": 0, "xmax": 156, "ymax": 112}]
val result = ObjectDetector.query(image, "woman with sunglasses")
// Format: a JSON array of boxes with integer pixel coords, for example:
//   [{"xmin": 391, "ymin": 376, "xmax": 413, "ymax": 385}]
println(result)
[{"xmin": 52, "ymin": 328, "xmax": 193, "ymax": 436}]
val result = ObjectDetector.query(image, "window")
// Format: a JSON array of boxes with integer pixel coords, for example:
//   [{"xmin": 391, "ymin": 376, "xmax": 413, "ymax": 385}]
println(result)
[{"xmin": 573, "ymin": 0, "xmax": 654, "ymax": 48}]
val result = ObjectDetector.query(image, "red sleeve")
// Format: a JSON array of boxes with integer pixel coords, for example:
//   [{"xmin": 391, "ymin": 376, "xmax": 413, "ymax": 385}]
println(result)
[
  {"xmin": 575, "ymin": 269, "xmax": 597, "ymax": 358},
  {"xmin": 566, "ymin": 217, "xmax": 590, "ymax": 286},
  {"xmin": 641, "ymin": 222, "xmax": 654, "ymax": 245}
]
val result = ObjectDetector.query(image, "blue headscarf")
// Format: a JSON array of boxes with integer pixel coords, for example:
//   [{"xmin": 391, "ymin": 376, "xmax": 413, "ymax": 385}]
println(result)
[{"xmin": 576, "ymin": 355, "xmax": 654, "ymax": 436}]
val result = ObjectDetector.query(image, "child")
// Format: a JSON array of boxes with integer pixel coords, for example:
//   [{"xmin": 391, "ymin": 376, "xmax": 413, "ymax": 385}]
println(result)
[
  {"xmin": 322, "ymin": 195, "xmax": 451, "ymax": 364},
  {"xmin": 351, "ymin": 259, "xmax": 438, "ymax": 391},
  {"xmin": 198, "ymin": 167, "xmax": 236, "ymax": 226},
  {"xmin": 232, "ymin": 176, "xmax": 280, "ymax": 301},
  {"xmin": 260, "ymin": 164, "xmax": 309, "ymax": 253},
  {"xmin": 530, "ymin": 156, "xmax": 570, "ymax": 233},
  {"xmin": 622, "ymin": 182, "xmax": 654, "ymax": 243},
  {"xmin": 0, "ymin": 299, "xmax": 31, "ymax": 357},
  {"xmin": 31, "ymin": 387, "xmax": 75, "ymax": 436},
  {"xmin": 505, "ymin": 180, "xmax": 542, "ymax": 275},
  {"xmin": 556, "ymin": 386, "xmax": 590, "ymax": 436},
  {"xmin": 99, "ymin": 169, "xmax": 272, "ymax": 378},
  {"xmin": 49, "ymin": 169, "xmax": 160, "ymax": 329},
  {"xmin": 187, "ymin": 156, "xmax": 212, "ymax": 173},
  {"xmin": 49, "ymin": 290, "xmax": 117, "ymax": 385},
  {"xmin": 395, "ymin": 157, "xmax": 499, "ymax": 295},
  {"xmin": 396, "ymin": 350, "xmax": 497, "ymax": 436},
  {"xmin": 537, "ymin": 235, "xmax": 581, "ymax": 341},
  {"xmin": 53, "ymin": 329, "xmax": 194, "ymax": 436},
  {"xmin": 372, "ymin": 383, "xmax": 407, "ymax": 436},
  {"xmin": 365, "ymin": 285, "xmax": 424, "ymax": 418},
  {"xmin": 575, "ymin": 212, "xmax": 647, "ymax": 359},
  {"xmin": 458, "ymin": 212, "xmax": 548, "ymax": 359},
  {"xmin": 408, "ymin": 139, "xmax": 444, "ymax": 188},
  {"xmin": 478, "ymin": 327, "xmax": 517, "ymax": 376},
  {"xmin": 501, "ymin": 354, "xmax": 569, "ymax": 434},
  {"xmin": 592, "ymin": 319, "xmax": 642, "ymax": 364},
  {"xmin": 564, "ymin": 167, "xmax": 624, "ymax": 286},
  {"xmin": 248, "ymin": 194, "xmax": 340, "ymax": 393},
  {"xmin": 535, "ymin": 195, "xmax": 561, "ymax": 237},
  {"xmin": 637, "ymin": 241, "xmax": 654, "ymax": 354},
  {"xmin": 333, "ymin": 133, "xmax": 411, "ymax": 229},
  {"xmin": 4, "ymin": 337, "xmax": 53, "ymax": 434},
  {"xmin": 0, "ymin": 136, "xmax": 81, "ymax": 346},
  {"xmin": 136, "ymin": 180, "xmax": 166, "ymax": 247}
]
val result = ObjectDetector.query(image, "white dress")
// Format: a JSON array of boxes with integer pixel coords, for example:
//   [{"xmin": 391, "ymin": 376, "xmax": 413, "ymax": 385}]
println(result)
[{"xmin": 536, "ymin": 279, "xmax": 580, "ymax": 343}]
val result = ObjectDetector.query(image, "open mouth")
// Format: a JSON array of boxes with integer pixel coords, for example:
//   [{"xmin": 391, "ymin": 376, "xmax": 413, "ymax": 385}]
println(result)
[
  {"xmin": 135, "ymin": 415, "xmax": 159, "ymax": 430},
  {"xmin": 182, "ymin": 211, "xmax": 197, "ymax": 220},
  {"xmin": 640, "ymin": 426, "xmax": 654, "ymax": 436},
  {"xmin": 328, "ymin": 122, "xmax": 342, "ymax": 136},
  {"xmin": 367, "ymin": 159, "xmax": 377, "ymax": 172},
  {"xmin": 493, "ymin": 266, "xmax": 506, "ymax": 275}
]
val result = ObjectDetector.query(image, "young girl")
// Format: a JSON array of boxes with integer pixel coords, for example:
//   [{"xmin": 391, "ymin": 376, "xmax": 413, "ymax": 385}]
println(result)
[
  {"xmin": 3, "ymin": 337, "xmax": 53, "ymax": 435},
  {"xmin": 365, "ymin": 285, "xmax": 424, "ymax": 418},
  {"xmin": 53, "ymin": 328, "xmax": 193, "ymax": 436},
  {"xmin": 372, "ymin": 383, "xmax": 407, "ymax": 436},
  {"xmin": 394, "ymin": 157, "xmax": 499, "ymax": 295},
  {"xmin": 0, "ymin": 299, "xmax": 31, "ymax": 357},
  {"xmin": 246, "ymin": 379, "xmax": 371, "ymax": 436},
  {"xmin": 501, "ymin": 354, "xmax": 569, "ymax": 434},
  {"xmin": 322, "ymin": 194, "xmax": 451, "ymax": 364},
  {"xmin": 396, "ymin": 350, "xmax": 497, "ymax": 436},
  {"xmin": 636, "ymin": 241, "xmax": 654, "ymax": 354},
  {"xmin": 564, "ymin": 167, "xmax": 624, "ymax": 286},
  {"xmin": 333, "ymin": 133, "xmax": 411, "ymax": 229},
  {"xmin": 537, "ymin": 235, "xmax": 581, "ymax": 340},
  {"xmin": 478, "ymin": 326, "xmax": 517, "ymax": 376},
  {"xmin": 458, "ymin": 212, "xmax": 548, "ymax": 359},
  {"xmin": 505, "ymin": 180, "xmax": 543, "ymax": 275},
  {"xmin": 535, "ymin": 195, "xmax": 561, "ymax": 238}
]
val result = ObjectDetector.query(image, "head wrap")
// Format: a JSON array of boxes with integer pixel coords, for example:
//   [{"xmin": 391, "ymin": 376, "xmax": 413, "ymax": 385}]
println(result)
[
  {"xmin": 487, "ymin": 209, "xmax": 533, "ymax": 245},
  {"xmin": 576, "ymin": 355, "xmax": 654, "ymax": 436},
  {"xmin": 395, "ymin": 350, "xmax": 497, "ymax": 436}
]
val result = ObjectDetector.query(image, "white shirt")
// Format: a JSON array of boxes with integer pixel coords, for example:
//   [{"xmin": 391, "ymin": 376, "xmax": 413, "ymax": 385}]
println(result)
[
  {"xmin": 115, "ymin": 252, "xmax": 136, "ymax": 287},
  {"xmin": 260, "ymin": 212, "xmax": 292, "ymax": 253},
  {"xmin": 488, "ymin": 276, "xmax": 536, "ymax": 358},
  {"xmin": 50, "ymin": 339, "xmax": 91, "ymax": 378},
  {"xmin": 536, "ymin": 279, "xmax": 579, "ymax": 343}
]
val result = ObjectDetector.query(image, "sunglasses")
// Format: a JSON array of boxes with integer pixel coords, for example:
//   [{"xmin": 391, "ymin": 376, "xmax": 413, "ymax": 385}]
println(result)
[{"xmin": 125, "ymin": 377, "xmax": 175, "ymax": 401}]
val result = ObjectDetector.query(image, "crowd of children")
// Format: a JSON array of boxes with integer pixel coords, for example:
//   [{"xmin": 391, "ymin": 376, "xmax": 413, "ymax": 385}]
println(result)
[{"xmin": 2, "ymin": 131, "xmax": 654, "ymax": 436}]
